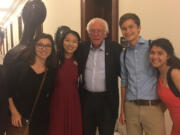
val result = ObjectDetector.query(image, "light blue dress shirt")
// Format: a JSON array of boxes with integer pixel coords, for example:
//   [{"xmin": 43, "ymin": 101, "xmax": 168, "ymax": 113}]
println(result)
[
  {"xmin": 120, "ymin": 37, "xmax": 159, "ymax": 100},
  {"xmin": 85, "ymin": 40, "xmax": 106, "ymax": 92}
]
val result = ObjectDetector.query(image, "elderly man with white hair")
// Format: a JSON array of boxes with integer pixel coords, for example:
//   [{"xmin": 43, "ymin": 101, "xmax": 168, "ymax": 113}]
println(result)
[{"xmin": 78, "ymin": 18, "xmax": 122, "ymax": 135}]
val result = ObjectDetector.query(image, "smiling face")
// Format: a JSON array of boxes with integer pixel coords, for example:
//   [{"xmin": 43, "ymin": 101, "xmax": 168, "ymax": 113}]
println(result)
[
  {"xmin": 120, "ymin": 19, "xmax": 141, "ymax": 46},
  {"xmin": 88, "ymin": 21, "xmax": 107, "ymax": 48},
  {"xmin": 149, "ymin": 46, "xmax": 169, "ymax": 69},
  {"xmin": 35, "ymin": 38, "xmax": 52, "ymax": 61},
  {"xmin": 63, "ymin": 33, "xmax": 79, "ymax": 56}
]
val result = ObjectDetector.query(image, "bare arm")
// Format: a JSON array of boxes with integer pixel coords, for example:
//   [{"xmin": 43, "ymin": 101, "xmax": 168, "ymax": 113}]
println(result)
[
  {"xmin": 119, "ymin": 86, "xmax": 127, "ymax": 125},
  {"xmin": 9, "ymin": 97, "xmax": 22, "ymax": 127},
  {"xmin": 171, "ymin": 69, "xmax": 180, "ymax": 92}
]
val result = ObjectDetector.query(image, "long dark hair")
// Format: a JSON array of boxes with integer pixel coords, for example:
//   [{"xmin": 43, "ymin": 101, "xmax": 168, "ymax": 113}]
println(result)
[
  {"xmin": 23, "ymin": 33, "xmax": 57, "ymax": 68},
  {"xmin": 150, "ymin": 38, "xmax": 180, "ymax": 68},
  {"xmin": 57, "ymin": 30, "xmax": 80, "ymax": 68},
  {"xmin": 54, "ymin": 26, "xmax": 71, "ymax": 51}
]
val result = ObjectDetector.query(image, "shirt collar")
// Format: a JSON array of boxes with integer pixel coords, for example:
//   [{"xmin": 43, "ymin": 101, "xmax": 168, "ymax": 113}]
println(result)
[
  {"xmin": 138, "ymin": 36, "xmax": 146, "ymax": 44},
  {"xmin": 127, "ymin": 36, "xmax": 146, "ymax": 48},
  {"xmin": 90, "ymin": 40, "xmax": 105, "ymax": 51}
]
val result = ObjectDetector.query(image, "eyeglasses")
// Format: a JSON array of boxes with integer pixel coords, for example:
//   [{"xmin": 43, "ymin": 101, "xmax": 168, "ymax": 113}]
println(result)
[
  {"xmin": 36, "ymin": 43, "xmax": 52, "ymax": 49},
  {"xmin": 89, "ymin": 29, "xmax": 105, "ymax": 35}
]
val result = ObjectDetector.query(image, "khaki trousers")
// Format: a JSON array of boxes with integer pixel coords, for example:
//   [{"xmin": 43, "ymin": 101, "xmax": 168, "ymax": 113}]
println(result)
[{"xmin": 125, "ymin": 101, "xmax": 166, "ymax": 135}]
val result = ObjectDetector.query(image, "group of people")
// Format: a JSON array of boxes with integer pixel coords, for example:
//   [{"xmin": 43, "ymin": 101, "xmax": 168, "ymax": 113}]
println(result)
[
  {"xmin": 0, "ymin": 12, "xmax": 180, "ymax": 135},
  {"xmin": 119, "ymin": 13, "xmax": 180, "ymax": 135}
]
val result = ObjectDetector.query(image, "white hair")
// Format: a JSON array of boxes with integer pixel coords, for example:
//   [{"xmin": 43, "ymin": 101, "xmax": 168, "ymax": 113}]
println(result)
[{"xmin": 86, "ymin": 18, "xmax": 109, "ymax": 34}]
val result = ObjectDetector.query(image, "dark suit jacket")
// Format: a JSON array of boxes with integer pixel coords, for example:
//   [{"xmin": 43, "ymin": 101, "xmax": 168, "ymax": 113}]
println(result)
[{"xmin": 78, "ymin": 39, "xmax": 122, "ymax": 118}]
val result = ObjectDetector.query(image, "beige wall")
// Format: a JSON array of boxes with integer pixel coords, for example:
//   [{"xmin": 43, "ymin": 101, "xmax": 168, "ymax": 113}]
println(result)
[
  {"xmin": 42, "ymin": 0, "xmax": 81, "ymax": 36},
  {"xmin": 119, "ymin": 0, "xmax": 180, "ymax": 57}
]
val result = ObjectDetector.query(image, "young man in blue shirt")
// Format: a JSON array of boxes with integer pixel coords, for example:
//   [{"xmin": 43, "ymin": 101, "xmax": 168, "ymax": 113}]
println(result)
[{"xmin": 119, "ymin": 13, "xmax": 165, "ymax": 135}]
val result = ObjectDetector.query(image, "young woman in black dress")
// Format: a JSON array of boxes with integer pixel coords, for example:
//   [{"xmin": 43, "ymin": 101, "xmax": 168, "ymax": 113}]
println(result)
[{"xmin": 7, "ymin": 33, "xmax": 57, "ymax": 135}]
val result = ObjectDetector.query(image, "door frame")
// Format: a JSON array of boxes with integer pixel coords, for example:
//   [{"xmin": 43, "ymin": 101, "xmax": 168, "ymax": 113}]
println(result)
[{"xmin": 81, "ymin": 0, "xmax": 119, "ymax": 41}]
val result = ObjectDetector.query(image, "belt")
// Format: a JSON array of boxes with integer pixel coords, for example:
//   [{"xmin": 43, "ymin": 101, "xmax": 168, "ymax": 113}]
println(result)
[
  {"xmin": 129, "ymin": 100, "xmax": 161, "ymax": 106},
  {"xmin": 83, "ymin": 88, "xmax": 110, "ymax": 96}
]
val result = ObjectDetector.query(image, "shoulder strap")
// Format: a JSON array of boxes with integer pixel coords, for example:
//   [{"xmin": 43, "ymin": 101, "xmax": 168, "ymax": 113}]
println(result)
[
  {"xmin": 123, "ymin": 48, "xmax": 127, "ymax": 72},
  {"xmin": 167, "ymin": 67, "xmax": 180, "ymax": 97},
  {"xmin": 148, "ymin": 40, "xmax": 152, "ymax": 46},
  {"xmin": 123, "ymin": 48, "xmax": 127, "ymax": 65},
  {"xmin": 148, "ymin": 39, "xmax": 152, "ymax": 49}
]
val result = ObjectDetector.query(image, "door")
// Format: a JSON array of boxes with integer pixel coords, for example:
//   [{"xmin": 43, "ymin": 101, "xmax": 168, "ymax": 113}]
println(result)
[{"xmin": 81, "ymin": 0, "xmax": 119, "ymax": 42}]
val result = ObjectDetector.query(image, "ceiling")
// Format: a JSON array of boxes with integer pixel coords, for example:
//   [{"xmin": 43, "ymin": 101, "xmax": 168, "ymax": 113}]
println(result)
[{"xmin": 0, "ymin": 0, "xmax": 25, "ymax": 27}]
